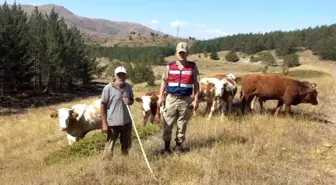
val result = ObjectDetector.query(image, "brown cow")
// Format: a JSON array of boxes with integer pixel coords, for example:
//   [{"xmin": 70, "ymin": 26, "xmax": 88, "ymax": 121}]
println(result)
[
  {"xmin": 135, "ymin": 91, "xmax": 161, "ymax": 125},
  {"xmin": 240, "ymin": 74, "xmax": 318, "ymax": 116}
]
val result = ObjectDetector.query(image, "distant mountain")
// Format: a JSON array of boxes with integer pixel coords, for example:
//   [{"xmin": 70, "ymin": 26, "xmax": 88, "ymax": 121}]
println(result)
[
  {"xmin": 5, "ymin": 3, "xmax": 193, "ymax": 47},
  {"xmin": 9, "ymin": 4, "xmax": 168, "ymax": 38}
]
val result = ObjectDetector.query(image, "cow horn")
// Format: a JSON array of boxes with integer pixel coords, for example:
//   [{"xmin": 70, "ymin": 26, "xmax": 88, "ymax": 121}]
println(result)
[{"xmin": 311, "ymin": 83, "xmax": 317, "ymax": 89}]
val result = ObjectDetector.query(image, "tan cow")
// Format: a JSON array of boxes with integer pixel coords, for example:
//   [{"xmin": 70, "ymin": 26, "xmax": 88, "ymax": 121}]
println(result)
[
  {"xmin": 135, "ymin": 91, "xmax": 161, "ymax": 125},
  {"xmin": 50, "ymin": 99, "xmax": 102, "ymax": 145},
  {"xmin": 198, "ymin": 73, "xmax": 237, "ymax": 120}
]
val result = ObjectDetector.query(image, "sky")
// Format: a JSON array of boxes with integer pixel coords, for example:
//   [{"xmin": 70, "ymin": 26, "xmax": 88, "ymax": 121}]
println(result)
[{"xmin": 5, "ymin": 0, "xmax": 336, "ymax": 40}]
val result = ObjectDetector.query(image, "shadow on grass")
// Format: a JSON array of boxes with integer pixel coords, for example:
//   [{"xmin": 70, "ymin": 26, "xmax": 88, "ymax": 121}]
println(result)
[{"xmin": 0, "ymin": 82, "xmax": 107, "ymax": 116}]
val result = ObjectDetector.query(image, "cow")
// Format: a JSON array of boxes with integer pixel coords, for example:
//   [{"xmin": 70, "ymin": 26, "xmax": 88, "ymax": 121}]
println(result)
[
  {"xmin": 240, "ymin": 74, "xmax": 318, "ymax": 116},
  {"xmin": 135, "ymin": 91, "xmax": 161, "ymax": 125},
  {"xmin": 50, "ymin": 99, "xmax": 102, "ymax": 145},
  {"xmin": 198, "ymin": 73, "xmax": 237, "ymax": 120}
]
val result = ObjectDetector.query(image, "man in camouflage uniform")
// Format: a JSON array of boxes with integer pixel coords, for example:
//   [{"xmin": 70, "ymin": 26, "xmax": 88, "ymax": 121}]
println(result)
[{"xmin": 157, "ymin": 42, "xmax": 200, "ymax": 154}]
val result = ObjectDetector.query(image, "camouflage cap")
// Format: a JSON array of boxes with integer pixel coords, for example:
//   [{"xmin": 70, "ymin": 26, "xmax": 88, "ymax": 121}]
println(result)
[{"xmin": 176, "ymin": 42, "xmax": 188, "ymax": 53}]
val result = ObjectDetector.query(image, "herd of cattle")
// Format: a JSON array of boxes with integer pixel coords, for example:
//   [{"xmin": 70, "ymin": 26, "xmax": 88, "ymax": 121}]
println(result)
[{"xmin": 50, "ymin": 73, "xmax": 319, "ymax": 145}]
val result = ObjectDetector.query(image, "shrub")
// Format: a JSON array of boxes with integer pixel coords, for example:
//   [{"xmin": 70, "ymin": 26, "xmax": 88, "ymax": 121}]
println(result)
[
  {"xmin": 225, "ymin": 51, "xmax": 239, "ymax": 62},
  {"xmin": 126, "ymin": 63, "xmax": 156, "ymax": 86},
  {"xmin": 95, "ymin": 64, "xmax": 108, "ymax": 78},
  {"xmin": 43, "ymin": 124, "xmax": 159, "ymax": 165},
  {"xmin": 283, "ymin": 53, "xmax": 300, "ymax": 67},
  {"xmin": 262, "ymin": 65, "xmax": 269, "ymax": 73},
  {"xmin": 250, "ymin": 51, "xmax": 276, "ymax": 66},
  {"xmin": 210, "ymin": 51, "xmax": 219, "ymax": 60}
]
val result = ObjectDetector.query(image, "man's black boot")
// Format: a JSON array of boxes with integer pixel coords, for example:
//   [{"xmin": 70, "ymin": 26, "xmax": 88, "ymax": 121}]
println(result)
[
  {"xmin": 164, "ymin": 141, "xmax": 172, "ymax": 154},
  {"xmin": 175, "ymin": 142, "xmax": 184, "ymax": 154}
]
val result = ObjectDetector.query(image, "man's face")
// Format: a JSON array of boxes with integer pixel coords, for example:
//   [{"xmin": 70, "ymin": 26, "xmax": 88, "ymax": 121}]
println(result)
[
  {"xmin": 176, "ymin": 51, "xmax": 188, "ymax": 61},
  {"xmin": 116, "ymin": 72, "xmax": 126, "ymax": 82}
]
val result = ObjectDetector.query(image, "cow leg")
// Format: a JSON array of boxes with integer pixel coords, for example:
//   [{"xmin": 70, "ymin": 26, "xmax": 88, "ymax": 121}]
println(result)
[
  {"xmin": 220, "ymin": 99, "xmax": 227, "ymax": 120},
  {"xmin": 259, "ymin": 98, "xmax": 265, "ymax": 113},
  {"xmin": 250, "ymin": 96, "xmax": 257, "ymax": 110},
  {"xmin": 241, "ymin": 97, "xmax": 246, "ymax": 114},
  {"xmin": 284, "ymin": 104, "xmax": 292, "ymax": 117},
  {"xmin": 274, "ymin": 101, "xmax": 284, "ymax": 116},
  {"xmin": 208, "ymin": 100, "xmax": 217, "ymax": 120},
  {"xmin": 203, "ymin": 99, "xmax": 212, "ymax": 117},
  {"xmin": 149, "ymin": 114, "xmax": 155, "ymax": 124},
  {"xmin": 143, "ymin": 111, "xmax": 149, "ymax": 126},
  {"xmin": 66, "ymin": 134, "xmax": 77, "ymax": 145},
  {"xmin": 227, "ymin": 96, "xmax": 234, "ymax": 115},
  {"xmin": 246, "ymin": 96, "xmax": 255, "ymax": 113}
]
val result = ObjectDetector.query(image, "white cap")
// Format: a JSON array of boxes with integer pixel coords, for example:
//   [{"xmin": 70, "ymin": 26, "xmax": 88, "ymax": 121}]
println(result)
[{"xmin": 114, "ymin": 66, "xmax": 127, "ymax": 75}]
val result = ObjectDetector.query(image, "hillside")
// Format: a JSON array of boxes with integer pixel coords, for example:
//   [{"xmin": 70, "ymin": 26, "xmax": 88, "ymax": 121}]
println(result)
[
  {"xmin": 1, "ymin": 56, "xmax": 336, "ymax": 184},
  {"xmin": 189, "ymin": 24, "xmax": 336, "ymax": 61},
  {"xmin": 7, "ymin": 3, "xmax": 188, "ymax": 46}
]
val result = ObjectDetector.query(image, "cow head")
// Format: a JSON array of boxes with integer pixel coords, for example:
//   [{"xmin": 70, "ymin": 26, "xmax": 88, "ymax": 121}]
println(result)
[
  {"xmin": 214, "ymin": 80, "xmax": 227, "ymax": 98},
  {"xmin": 50, "ymin": 108, "xmax": 79, "ymax": 131},
  {"xmin": 200, "ymin": 78, "xmax": 226, "ymax": 98},
  {"xmin": 300, "ymin": 81, "xmax": 318, "ymax": 105},
  {"xmin": 136, "ymin": 96, "xmax": 151, "ymax": 112},
  {"xmin": 226, "ymin": 73, "xmax": 236, "ymax": 80},
  {"xmin": 135, "ymin": 95, "xmax": 159, "ymax": 124}
]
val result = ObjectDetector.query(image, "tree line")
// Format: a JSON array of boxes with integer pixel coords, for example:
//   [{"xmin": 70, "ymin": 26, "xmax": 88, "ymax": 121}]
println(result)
[
  {"xmin": 91, "ymin": 45, "xmax": 175, "ymax": 65},
  {"xmin": 0, "ymin": 2, "xmax": 96, "ymax": 97},
  {"xmin": 189, "ymin": 24, "xmax": 336, "ymax": 60}
]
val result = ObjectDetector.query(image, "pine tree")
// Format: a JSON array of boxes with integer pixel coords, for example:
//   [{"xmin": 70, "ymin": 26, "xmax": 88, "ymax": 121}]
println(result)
[
  {"xmin": 0, "ymin": 2, "xmax": 34, "ymax": 93},
  {"xmin": 0, "ymin": 5, "xmax": 5, "ymax": 97},
  {"xmin": 29, "ymin": 6, "xmax": 47, "ymax": 91},
  {"xmin": 44, "ymin": 8, "xmax": 63, "ymax": 92}
]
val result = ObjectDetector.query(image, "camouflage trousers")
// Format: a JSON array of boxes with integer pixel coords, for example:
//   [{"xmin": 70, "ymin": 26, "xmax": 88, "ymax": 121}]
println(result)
[{"xmin": 161, "ymin": 94, "xmax": 193, "ymax": 144}]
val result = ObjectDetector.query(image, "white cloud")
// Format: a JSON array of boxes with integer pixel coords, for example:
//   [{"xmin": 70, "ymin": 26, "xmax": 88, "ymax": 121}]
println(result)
[
  {"xmin": 151, "ymin": 20, "xmax": 159, "ymax": 24},
  {"xmin": 170, "ymin": 20, "xmax": 187, "ymax": 27},
  {"xmin": 204, "ymin": 29, "xmax": 230, "ymax": 37},
  {"xmin": 30, "ymin": 3, "xmax": 41, "ymax": 6}
]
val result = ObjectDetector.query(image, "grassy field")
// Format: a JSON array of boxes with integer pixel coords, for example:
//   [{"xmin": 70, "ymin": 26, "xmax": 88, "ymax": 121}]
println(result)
[{"xmin": 1, "ymin": 51, "xmax": 336, "ymax": 185}]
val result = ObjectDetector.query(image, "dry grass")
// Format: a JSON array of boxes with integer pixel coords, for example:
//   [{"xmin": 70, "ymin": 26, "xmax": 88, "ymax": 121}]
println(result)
[{"xmin": 1, "ymin": 53, "xmax": 336, "ymax": 185}]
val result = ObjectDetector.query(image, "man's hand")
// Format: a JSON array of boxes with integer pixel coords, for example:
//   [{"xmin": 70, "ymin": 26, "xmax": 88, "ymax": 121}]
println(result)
[
  {"xmin": 191, "ymin": 100, "xmax": 199, "ymax": 111},
  {"xmin": 102, "ymin": 121, "xmax": 108, "ymax": 134},
  {"xmin": 123, "ymin": 97, "xmax": 130, "ymax": 105},
  {"xmin": 157, "ymin": 97, "xmax": 164, "ymax": 107}
]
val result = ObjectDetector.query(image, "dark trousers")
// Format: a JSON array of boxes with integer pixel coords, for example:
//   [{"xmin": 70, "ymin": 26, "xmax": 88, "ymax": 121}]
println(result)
[{"xmin": 103, "ymin": 123, "xmax": 132, "ymax": 159}]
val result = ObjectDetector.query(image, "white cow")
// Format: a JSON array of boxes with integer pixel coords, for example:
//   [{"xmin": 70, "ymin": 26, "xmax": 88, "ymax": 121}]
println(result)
[
  {"xmin": 50, "ymin": 99, "xmax": 102, "ymax": 145},
  {"xmin": 199, "ymin": 73, "xmax": 237, "ymax": 120}
]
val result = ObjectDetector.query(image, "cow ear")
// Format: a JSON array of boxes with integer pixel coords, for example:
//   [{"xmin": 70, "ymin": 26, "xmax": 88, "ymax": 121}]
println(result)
[
  {"xmin": 151, "ymin": 95, "xmax": 159, "ymax": 102},
  {"xmin": 50, "ymin": 112, "xmax": 58, "ymax": 118},
  {"xmin": 135, "ymin": 97, "xmax": 142, "ymax": 102}
]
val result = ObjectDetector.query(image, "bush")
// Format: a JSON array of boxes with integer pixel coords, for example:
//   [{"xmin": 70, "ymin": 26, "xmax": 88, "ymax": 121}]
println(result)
[
  {"xmin": 283, "ymin": 53, "xmax": 300, "ymax": 67},
  {"xmin": 262, "ymin": 66, "xmax": 269, "ymax": 73},
  {"xmin": 210, "ymin": 51, "xmax": 219, "ymax": 60},
  {"xmin": 276, "ymin": 38, "xmax": 296, "ymax": 56},
  {"xmin": 225, "ymin": 51, "xmax": 239, "ymax": 62},
  {"xmin": 105, "ymin": 61, "xmax": 123, "ymax": 77},
  {"xmin": 280, "ymin": 69, "xmax": 330, "ymax": 78},
  {"xmin": 43, "ymin": 124, "xmax": 159, "ymax": 165},
  {"xmin": 127, "ymin": 63, "xmax": 156, "ymax": 86},
  {"xmin": 95, "ymin": 64, "xmax": 108, "ymax": 78},
  {"xmin": 315, "ymin": 36, "xmax": 336, "ymax": 60},
  {"xmin": 250, "ymin": 51, "xmax": 276, "ymax": 66}
]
